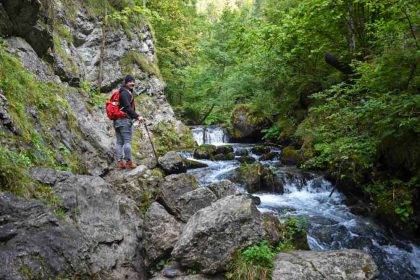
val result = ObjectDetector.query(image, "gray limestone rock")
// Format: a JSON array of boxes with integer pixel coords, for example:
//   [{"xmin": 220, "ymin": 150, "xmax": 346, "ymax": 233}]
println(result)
[
  {"xmin": 208, "ymin": 180, "xmax": 240, "ymax": 199},
  {"xmin": 272, "ymin": 249, "xmax": 379, "ymax": 280},
  {"xmin": 159, "ymin": 151, "xmax": 187, "ymax": 175},
  {"xmin": 158, "ymin": 173, "xmax": 198, "ymax": 217},
  {"xmin": 177, "ymin": 187, "xmax": 217, "ymax": 222},
  {"xmin": 172, "ymin": 195, "xmax": 264, "ymax": 274},
  {"xmin": 0, "ymin": 193, "xmax": 90, "ymax": 280},
  {"xmin": 143, "ymin": 202, "xmax": 183, "ymax": 267},
  {"xmin": 30, "ymin": 168, "xmax": 146, "ymax": 279}
]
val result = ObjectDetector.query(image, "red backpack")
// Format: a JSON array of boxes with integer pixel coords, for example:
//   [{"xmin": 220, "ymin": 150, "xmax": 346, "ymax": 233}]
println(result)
[{"xmin": 105, "ymin": 89, "xmax": 127, "ymax": 120}]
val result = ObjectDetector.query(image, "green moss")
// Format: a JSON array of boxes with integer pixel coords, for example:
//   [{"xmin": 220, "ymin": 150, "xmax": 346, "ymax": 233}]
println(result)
[
  {"xmin": 0, "ymin": 43, "xmax": 83, "ymax": 199},
  {"xmin": 138, "ymin": 187, "xmax": 157, "ymax": 214},
  {"xmin": 151, "ymin": 121, "xmax": 195, "ymax": 156},
  {"xmin": 53, "ymin": 23, "xmax": 74, "ymax": 44},
  {"xmin": 53, "ymin": 33, "xmax": 79, "ymax": 75},
  {"xmin": 19, "ymin": 264, "xmax": 34, "ymax": 279},
  {"xmin": 121, "ymin": 51, "xmax": 161, "ymax": 78}
]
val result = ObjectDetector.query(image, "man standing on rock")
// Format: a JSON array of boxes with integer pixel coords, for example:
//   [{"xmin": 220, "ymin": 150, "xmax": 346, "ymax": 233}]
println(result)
[{"xmin": 114, "ymin": 75, "xmax": 142, "ymax": 170}]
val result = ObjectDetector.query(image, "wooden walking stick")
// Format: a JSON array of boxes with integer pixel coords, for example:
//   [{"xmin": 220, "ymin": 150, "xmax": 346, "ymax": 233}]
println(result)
[{"xmin": 143, "ymin": 122, "xmax": 159, "ymax": 165}]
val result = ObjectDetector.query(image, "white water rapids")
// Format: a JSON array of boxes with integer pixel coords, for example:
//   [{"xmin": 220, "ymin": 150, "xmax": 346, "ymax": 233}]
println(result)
[{"xmin": 185, "ymin": 126, "xmax": 420, "ymax": 280}]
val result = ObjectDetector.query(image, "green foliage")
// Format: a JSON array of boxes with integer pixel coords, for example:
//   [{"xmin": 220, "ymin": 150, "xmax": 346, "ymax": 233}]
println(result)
[
  {"xmin": 364, "ymin": 177, "xmax": 418, "ymax": 227},
  {"xmin": 226, "ymin": 241, "xmax": 274, "ymax": 280},
  {"xmin": 81, "ymin": 80, "xmax": 108, "ymax": 108},
  {"xmin": 151, "ymin": 0, "xmax": 419, "ymax": 230},
  {"xmin": 0, "ymin": 147, "xmax": 31, "ymax": 196},
  {"xmin": 242, "ymin": 241, "xmax": 276, "ymax": 268},
  {"xmin": 226, "ymin": 217, "xmax": 308, "ymax": 280}
]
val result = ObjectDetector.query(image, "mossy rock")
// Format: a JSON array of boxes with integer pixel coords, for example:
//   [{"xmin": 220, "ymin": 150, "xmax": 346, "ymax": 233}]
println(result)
[
  {"xmin": 251, "ymin": 146, "xmax": 270, "ymax": 155},
  {"xmin": 229, "ymin": 104, "xmax": 267, "ymax": 142},
  {"xmin": 234, "ymin": 148, "xmax": 249, "ymax": 157},
  {"xmin": 193, "ymin": 145, "xmax": 234, "ymax": 161},
  {"xmin": 212, "ymin": 152, "xmax": 235, "ymax": 161},
  {"xmin": 184, "ymin": 159, "xmax": 208, "ymax": 170},
  {"xmin": 215, "ymin": 145, "xmax": 234, "ymax": 155},
  {"xmin": 260, "ymin": 152, "xmax": 280, "ymax": 161},
  {"xmin": 193, "ymin": 144, "xmax": 217, "ymax": 159},
  {"xmin": 152, "ymin": 121, "xmax": 196, "ymax": 156},
  {"xmin": 235, "ymin": 162, "xmax": 283, "ymax": 194},
  {"xmin": 237, "ymin": 156, "xmax": 256, "ymax": 164},
  {"xmin": 281, "ymin": 146, "xmax": 303, "ymax": 166}
]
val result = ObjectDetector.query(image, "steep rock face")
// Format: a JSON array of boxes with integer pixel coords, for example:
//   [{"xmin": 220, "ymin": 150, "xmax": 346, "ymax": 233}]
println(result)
[
  {"xmin": 0, "ymin": 0, "xmax": 194, "ymax": 175},
  {"xmin": 0, "ymin": 193, "xmax": 90, "ymax": 280},
  {"xmin": 0, "ymin": 1, "xmax": 195, "ymax": 279},
  {"xmin": 0, "ymin": 0, "xmax": 52, "ymax": 57},
  {"xmin": 31, "ymin": 168, "xmax": 146, "ymax": 279},
  {"xmin": 272, "ymin": 249, "xmax": 379, "ymax": 280}
]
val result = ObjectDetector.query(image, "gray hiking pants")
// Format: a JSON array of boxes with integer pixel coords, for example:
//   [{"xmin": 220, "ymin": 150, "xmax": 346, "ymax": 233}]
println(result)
[{"xmin": 114, "ymin": 118, "xmax": 134, "ymax": 161}]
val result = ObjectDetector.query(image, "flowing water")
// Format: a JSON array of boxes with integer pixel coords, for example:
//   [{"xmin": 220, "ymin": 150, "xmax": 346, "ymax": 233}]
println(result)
[
  {"xmin": 191, "ymin": 125, "xmax": 229, "ymax": 146},
  {"xmin": 185, "ymin": 126, "xmax": 420, "ymax": 280}
]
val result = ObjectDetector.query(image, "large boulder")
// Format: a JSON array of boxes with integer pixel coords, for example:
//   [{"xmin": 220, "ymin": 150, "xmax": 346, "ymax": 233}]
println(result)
[
  {"xmin": 31, "ymin": 168, "xmax": 145, "ymax": 279},
  {"xmin": 143, "ymin": 203, "xmax": 183, "ymax": 266},
  {"xmin": 235, "ymin": 162, "xmax": 284, "ymax": 194},
  {"xmin": 158, "ymin": 173, "xmax": 199, "ymax": 217},
  {"xmin": 272, "ymin": 249, "xmax": 379, "ymax": 280},
  {"xmin": 172, "ymin": 195, "xmax": 265, "ymax": 274},
  {"xmin": 229, "ymin": 105, "xmax": 267, "ymax": 142},
  {"xmin": 208, "ymin": 180, "xmax": 240, "ymax": 199},
  {"xmin": 0, "ymin": 193, "xmax": 90, "ymax": 280},
  {"xmin": 0, "ymin": 0, "xmax": 53, "ymax": 57},
  {"xmin": 159, "ymin": 151, "xmax": 187, "ymax": 175},
  {"xmin": 177, "ymin": 188, "xmax": 217, "ymax": 222}
]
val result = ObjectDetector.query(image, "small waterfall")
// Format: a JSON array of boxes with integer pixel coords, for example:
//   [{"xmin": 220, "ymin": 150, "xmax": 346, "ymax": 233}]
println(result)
[{"xmin": 191, "ymin": 125, "xmax": 229, "ymax": 145}]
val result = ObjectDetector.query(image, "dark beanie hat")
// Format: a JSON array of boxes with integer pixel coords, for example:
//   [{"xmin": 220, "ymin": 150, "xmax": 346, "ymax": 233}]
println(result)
[{"xmin": 124, "ymin": 75, "xmax": 135, "ymax": 84}]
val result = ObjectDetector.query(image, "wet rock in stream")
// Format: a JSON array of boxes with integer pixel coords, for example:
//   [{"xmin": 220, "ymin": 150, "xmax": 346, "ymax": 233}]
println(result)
[{"xmin": 234, "ymin": 162, "xmax": 284, "ymax": 194}]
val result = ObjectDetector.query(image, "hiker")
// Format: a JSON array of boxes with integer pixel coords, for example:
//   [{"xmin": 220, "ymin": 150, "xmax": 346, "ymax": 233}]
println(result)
[{"xmin": 113, "ymin": 75, "xmax": 143, "ymax": 170}]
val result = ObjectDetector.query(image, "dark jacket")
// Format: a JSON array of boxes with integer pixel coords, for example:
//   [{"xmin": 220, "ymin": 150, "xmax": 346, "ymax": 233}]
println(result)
[{"xmin": 119, "ymin": 87, "xmax": 139, "ymax": 119}]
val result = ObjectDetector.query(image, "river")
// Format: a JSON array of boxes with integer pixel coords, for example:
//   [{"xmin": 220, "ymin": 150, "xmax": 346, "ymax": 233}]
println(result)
[{"xmin": 185, "ymin": 125, "xmax": 420, "ymax": 280}]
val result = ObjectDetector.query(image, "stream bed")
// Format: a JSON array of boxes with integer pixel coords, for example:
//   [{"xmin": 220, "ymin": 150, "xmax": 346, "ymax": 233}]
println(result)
[{"xmin": 184, "ymin": 126, "xmax": 420, "ymax": 280}]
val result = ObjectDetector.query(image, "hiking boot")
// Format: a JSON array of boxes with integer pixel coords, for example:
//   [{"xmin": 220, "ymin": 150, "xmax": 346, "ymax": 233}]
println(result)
[
  {"xmin": 125, "ymin": 161, "xmax": 137, "ymax": 170},
  {"xmin": 117, "ymin": 160, "xmax": 126, "ymax": 169}
]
